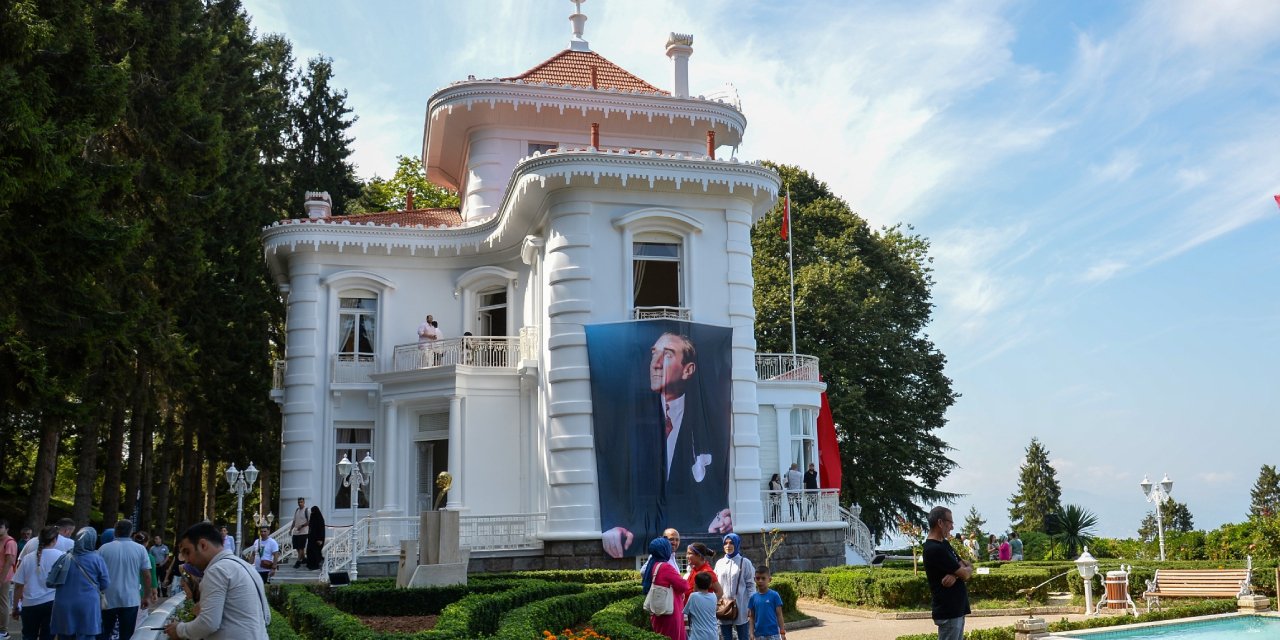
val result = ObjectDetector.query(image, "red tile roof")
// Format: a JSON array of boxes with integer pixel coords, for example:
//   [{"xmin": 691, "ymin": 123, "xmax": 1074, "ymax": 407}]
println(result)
[
  {"xmin": 282, "ymin": 208, "xmax": 463, "ymax": 228},
  {"xmin": 505, "ymin": 49, "xmax": 669, "ymax": 95}
]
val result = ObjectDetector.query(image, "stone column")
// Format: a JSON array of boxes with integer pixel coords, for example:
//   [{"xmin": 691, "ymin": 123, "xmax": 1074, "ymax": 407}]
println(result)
[
  {"xmin": 725, "ymin": 203, "xmax": 764, "ymax": 530},
  {"xmin": 542, "ymin": 198, "xmax": 599, "ymax": 537},
  {"xmin": 280, "ymin": 258, "xmax": 323, "ymax": 518},
  {"xmin": 378, "ymin": 400, "xmax": 401, "ymax": 514},
  {"xmin": 462, "ymin": 133, "xmax": 508, "ymax": 221},
  {"xmin": 446, "ymin": 395, "xmax": 464, "ymax": 510}
]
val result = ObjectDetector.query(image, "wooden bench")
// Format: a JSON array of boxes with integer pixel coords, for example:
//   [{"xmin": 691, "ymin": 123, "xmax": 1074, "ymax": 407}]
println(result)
[{"xmin": 1142, "ymin": 568, "xmax": 1251, "ymax": 611}]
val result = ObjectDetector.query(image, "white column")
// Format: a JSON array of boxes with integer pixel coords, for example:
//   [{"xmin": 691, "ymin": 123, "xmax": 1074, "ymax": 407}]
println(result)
[
  {"xmin": 462, "ymin": 133, "xmax": 508, "ymax": 221},
  {"xmin": 725, "ymin": 203, "xmax": 765, "ymax": 531},
  {"xmin": 775, "ymin": 405, "xmax": 793, "ymax": 479},
  {"xmin": 446, "ymin": 395, "xmax": 464, "ymax": 510},
  {"xmin": 542, "ymin": 198, "xmax": 599, "ymax": 536},
  {"xmin": 280, "ymin": 258, "xmax": 323, "ymax": 518},
  {"xmin": 378, "ymin": 400, "xmax": 401, "ymax": 514}
]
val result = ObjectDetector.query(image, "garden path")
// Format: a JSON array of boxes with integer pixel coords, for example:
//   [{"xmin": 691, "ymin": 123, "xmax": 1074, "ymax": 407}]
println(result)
[{"xmin": 790, "ymin": 601, "xmax": 1090, "ymax": 640}]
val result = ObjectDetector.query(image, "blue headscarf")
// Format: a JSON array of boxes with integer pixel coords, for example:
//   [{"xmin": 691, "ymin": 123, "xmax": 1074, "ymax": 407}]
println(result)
[
  {"xmin": 47, "ymin": 527, "xmax": 98, "ymax": 588},
  {"xmin": 640, "ymin": 537, "xmax": 672, "ymax": 595},
  {"xmin": 723, "ymin": 533, "xmax": 742, "ymax": 558}
]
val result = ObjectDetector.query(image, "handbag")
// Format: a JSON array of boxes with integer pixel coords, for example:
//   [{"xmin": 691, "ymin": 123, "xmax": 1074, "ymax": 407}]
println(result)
[
  {"xmin": 642, "ymin": 564, "xmax": 674, "ymax": 616},
  {"xmin": 73, "ymin": 557, "xmax": 108, "ymax": 610},
  {"xmin": 716, "ymin": 557, "xmax": 745, "ymax": 621}
]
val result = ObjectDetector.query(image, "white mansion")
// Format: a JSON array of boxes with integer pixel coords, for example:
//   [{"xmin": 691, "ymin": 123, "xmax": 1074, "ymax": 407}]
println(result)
[{"xmin": 262, "ymin": 4, "xmax": 870, "ymax": 573}]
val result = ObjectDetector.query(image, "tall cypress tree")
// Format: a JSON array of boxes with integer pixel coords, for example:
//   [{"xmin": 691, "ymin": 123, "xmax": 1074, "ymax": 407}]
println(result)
[
  {"xmin": 291, "ymin": 56, "xmax": 362, "ymax": 216},
  {"xmin": 1007, "ymin": 438, "xmax": 1063, "ymax": 533}
]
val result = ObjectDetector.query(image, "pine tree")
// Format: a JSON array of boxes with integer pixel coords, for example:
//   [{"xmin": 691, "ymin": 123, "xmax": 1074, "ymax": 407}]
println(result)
[
  {"xmin": 1138, "ymin": 497, "xmax": 1194, "ymax": 540},
  {"xmin": 354, "ymin": 156, "xmax": 460, "ymax": 212},
  {"xmin": 1007, "ymin": 438, "xmax": 1063, "ymax": 533},
  {"xmin": 1249, "ymin": 464, "xmax": 1280, "ymax": 519},
  {"xmin": 291, "ymin": 56, "xmax": 362, "ymax": 216},
  {"xmin": 962, "ymin": 506, "xmax": 987, "ymax": 540}
]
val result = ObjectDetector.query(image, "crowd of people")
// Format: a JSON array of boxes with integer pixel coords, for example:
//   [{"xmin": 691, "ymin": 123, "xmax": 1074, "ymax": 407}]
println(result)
[
  {"xmin": 0, "ymin": 498, "xmax": 326, "ymax": 640},
  {"xmin": 956, "ymin": 530, "xmax": 1023, "ymax": 561},
  {"xmin": 639, "ymin": 528, "xmax": 788, "ymax": 640}
]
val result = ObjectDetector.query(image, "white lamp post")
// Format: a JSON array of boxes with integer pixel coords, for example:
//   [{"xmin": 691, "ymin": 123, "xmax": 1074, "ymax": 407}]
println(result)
[
  {"xmin": 224, "ymin": 461, "xmax": 259, "ymax": 557},
  {"xmin": 1075, "ymin": 547, "xmax": 1099, "ymax": 615},
  {"xmin": 1140, "ymin": 474, "xmax": 1173, "ymax": 561},
  {"xmin": 338, "ymin": 452, "xmax": 375, "ymax": 581},
  {"xmin": 254, "ymin": 511, "xmax": 276, "ymax": 530}
]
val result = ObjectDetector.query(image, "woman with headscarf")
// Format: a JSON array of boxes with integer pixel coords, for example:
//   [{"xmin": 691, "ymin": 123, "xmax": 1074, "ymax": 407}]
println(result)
[
  {"xmin": 713, "ymin": 533, "xmax": 755, "ymax": 640},
  {"xmin": 642, "ymin": 537, "xmax": 689, "ymax": 640},
  {"xmin": 48, "ymin": 527, "xmax": 110, "ymax": 640},
  {"xmin": 684, "ymin": 542, "xmax": 722, "ymax": 601},
  {"xmin": 305, "ymin": 506, "xmax": 326, "ymax": 570}
]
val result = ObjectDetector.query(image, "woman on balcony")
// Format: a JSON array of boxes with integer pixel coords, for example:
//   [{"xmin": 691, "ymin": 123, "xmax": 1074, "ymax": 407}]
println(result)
[
  {"xmin": 305, "ymin": 507, "xmax": 326, "ymax": 570},
  {"xmin": 767, "ymin": 474, "xmax": 783, "ymax": 522}
]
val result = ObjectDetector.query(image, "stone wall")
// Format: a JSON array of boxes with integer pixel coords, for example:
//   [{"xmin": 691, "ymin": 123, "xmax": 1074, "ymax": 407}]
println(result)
[{"xmin": 467, "ymin": 527, "xmax": 846, "ymax": 574}]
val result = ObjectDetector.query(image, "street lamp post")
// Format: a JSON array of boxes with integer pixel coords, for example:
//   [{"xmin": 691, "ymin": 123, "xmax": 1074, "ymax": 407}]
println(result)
[
  {"xmin": 1075, "ymin": 547, "xmax": 1099, "ymax": 615},
  {"xmin": 338, "ymin": 452, "xmax": 376, "ymax": 581},
  {"xmin": 224, "ymin": 462, "xmax": 259, "ymax": 557},
  {"xmin": 1140, "ymin": 474, "xmax": 1173, "ymax": 561}
]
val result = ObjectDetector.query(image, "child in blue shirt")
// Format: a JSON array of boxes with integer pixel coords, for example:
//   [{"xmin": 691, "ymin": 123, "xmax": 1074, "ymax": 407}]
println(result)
[
  {"xmin": 685, "ymin": 570, "xmax": 719, "ymax": 640},
  {"xmin": 748, "ymin": 565, "xmax": 786, "ymax": 640}
]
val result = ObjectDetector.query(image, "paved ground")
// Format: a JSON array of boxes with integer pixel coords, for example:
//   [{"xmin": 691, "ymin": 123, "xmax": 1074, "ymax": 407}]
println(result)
[{"xmin": 790, "ymin": 602, "xmax": 1091, "ymax": 640}]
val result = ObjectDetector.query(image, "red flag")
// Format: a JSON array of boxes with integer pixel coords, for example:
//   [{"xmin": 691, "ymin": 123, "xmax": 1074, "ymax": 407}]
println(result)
[
  {"xmin": 780, "ymin": 192, "xmax": 790, "ymax": 240},
  {"xmin": 817, "ymin": 388, "xmax": 841, "ymax": 490},
  {"xmin": 1274, "ymin": 194, "xmax": 1280, "ymax": 210}
]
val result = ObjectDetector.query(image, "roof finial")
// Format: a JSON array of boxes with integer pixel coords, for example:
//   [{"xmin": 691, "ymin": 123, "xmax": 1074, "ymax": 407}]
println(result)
[{"xmin": 569, "ymin": 0, "xmax": 589, "ymax": 51}]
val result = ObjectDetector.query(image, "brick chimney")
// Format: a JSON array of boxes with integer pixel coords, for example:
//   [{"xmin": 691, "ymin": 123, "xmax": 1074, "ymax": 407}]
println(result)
[{"xmin": 304, "ymin": 191, "xmax": 332, "ymax": 219}]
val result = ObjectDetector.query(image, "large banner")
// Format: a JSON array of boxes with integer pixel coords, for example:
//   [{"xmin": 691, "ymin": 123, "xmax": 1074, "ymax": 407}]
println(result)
[{"xmin": 585, "ymin": 320, "xmax": 733, "ymax": 558}]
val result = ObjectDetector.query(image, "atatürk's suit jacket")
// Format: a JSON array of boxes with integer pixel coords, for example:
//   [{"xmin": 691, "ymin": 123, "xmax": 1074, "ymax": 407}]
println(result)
[{"xmin": 597, "ymin": 385, "xmax": 730, "ymax": 556}]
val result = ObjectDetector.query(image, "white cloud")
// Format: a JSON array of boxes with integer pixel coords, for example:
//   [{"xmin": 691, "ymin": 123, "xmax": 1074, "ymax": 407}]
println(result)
[
  {"xmin": 1196, "ymin": 471, "xmax": 1235, "ymax": 486},
  {"xmin": 1082, "ymin": 259, "xmax": 1127, "ymax": 283},
  {"xmin": 1090, "ymin": 149, "xmax": 1139, "ymax": 183}
]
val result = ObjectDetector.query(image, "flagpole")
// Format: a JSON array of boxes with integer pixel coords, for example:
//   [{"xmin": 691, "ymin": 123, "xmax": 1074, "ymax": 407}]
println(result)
[{"xmin": 787, "ymin": 187, "xmax": 798, "ymax": 359}]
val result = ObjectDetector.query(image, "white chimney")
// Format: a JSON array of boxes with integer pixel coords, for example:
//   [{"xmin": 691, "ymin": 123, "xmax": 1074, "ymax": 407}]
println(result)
[
  {"xmin": 666, "ymin": 32, "xmax": 694, "ymax": 98},
  {"xmin": 304, "ymin": 191, "xmax": 332, "ymax": 219}
]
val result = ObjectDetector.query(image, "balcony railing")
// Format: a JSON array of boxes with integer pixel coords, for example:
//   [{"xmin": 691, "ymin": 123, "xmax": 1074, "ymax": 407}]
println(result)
[
  {"xmin": 633, "ymin": 306, "xmax": 691, "ymax": 321},
  {"xmin": 389, "ymin": 336, "xmax": 521, "ymax": 373},
  {"xmin": 761, "ymin": 489, "xmax": 841, "ymax": 524},
  {"xmin": 332, "ymin": 354, "xmax": 376, "ymax": 383},
  {"xmin": 458, "ymin": 513, "xmax": 547, "ymax": 552},
  {"xmin": 754, "ymin": 353, "xmax": 820, "ymax": 382}
]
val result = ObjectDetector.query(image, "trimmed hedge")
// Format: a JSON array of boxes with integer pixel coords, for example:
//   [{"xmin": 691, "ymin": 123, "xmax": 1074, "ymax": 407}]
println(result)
[
  {"xmin": 494, "ymin": 582, "xmax": 639, "ymax": 640},
  {"xmin": 267, "ymin": 605, "xmax": 303, "ymax": 640},
  {"xmin": 484, "ymin": 569, "xmax": 641, "ymax": 584},
  {"xmin": 589, "ymin": 595, "xmax": 668, "ymax": 640},
  {"xmin": 333, "ymin": 577, "xmax": 532, "ymax": 616},
  {"xmin": 779, "ymin": 566, "xmax": 1069, "ymax": 609},
  {"xmin": 894, "ymin": 599, "xmax": 1239, "ymax": 640}
]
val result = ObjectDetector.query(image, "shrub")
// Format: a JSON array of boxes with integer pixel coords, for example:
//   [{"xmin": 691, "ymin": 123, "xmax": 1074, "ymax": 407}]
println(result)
[
  {"xmin": 267, "ymin": 606, "xmax": 303, "ymax": 640},
  {"xmin": 431, "ymin": 579, "xmax": 583, "ymax": 638},
  {"xmin": 493, "ymin": 582, "xmax": 638, "ymax": 640},
  {"xmin": 486, "ymin": 569, "xmax": 641, "ymax": 584},
  {"xmin": 589, "ymin": 595, "xmax": 668, "ymax": 640},
  {"xmin": 332, "ymin": 577, "xmax": 532, "ymax": 616},
  {"xmin": 775, "ymin": 571, "xmax": 829, "ymax": 599}
]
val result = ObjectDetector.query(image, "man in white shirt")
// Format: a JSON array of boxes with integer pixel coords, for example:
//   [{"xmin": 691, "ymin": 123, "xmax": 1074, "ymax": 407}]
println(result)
[
  {"xmin": 290, "ymin": 497, "xmax": 309, "ymax": 568},
  {"xmin": 785, "ymin": 463, "xmax": 804, "ymax": 521},
  {"xmin": 17, "ymin": 519, "xmax": 74, "ymax": 564},
  {"xmin": 220, "ymin": 526, "xmax": 234, "ymax": 554},
  {"xmin": 99, "ymin": 520, "xmax": 155, "ymax": 640},
  {"xmin": 164, "ymin": 522, "xmax": 269, "ymax": 640},
  {"xmin": 248, "ymin": 526, "xmax": 279, "ymax": 584}
]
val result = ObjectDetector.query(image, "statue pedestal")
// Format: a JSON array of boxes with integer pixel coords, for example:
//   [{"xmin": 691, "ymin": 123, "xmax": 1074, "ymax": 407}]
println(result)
[
  {"xmin": 397, "ymin": 510, "xmax": 468, "ymax": 588},
  {"xmin": 1014, "ymin": 618, "xmax": 1049, "ymax": 640},
  {"xmin": 1238, "ymin": 595, "xmax": 1271, "ymax": 612}
]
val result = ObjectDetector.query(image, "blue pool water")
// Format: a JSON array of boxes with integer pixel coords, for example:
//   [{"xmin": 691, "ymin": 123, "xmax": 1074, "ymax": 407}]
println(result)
[{"xmin": 1069, "ymin": 616, "xmax": 1280, "ymax": 640}]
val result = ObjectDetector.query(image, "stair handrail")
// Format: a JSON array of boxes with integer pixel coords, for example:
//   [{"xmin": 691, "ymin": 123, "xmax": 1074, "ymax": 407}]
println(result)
[
  {"xmin": 840, "ymin": 504, "xmax": 875, "ymax": 563},
  {"xmin": 319, "ymin": 517, "xmax": 369, "ymax": 583}
]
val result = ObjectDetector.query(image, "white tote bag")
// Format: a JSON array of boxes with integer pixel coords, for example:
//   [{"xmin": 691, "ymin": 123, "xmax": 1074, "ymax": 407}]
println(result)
[{"xmin": 642, "ymin": 565, "xmax": 674, "ymax": 616}]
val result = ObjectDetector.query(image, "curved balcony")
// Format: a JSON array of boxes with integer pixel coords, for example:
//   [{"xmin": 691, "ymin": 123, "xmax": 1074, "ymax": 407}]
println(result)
[
  {"xmin": 754, "ymin": 353, "xmax": 820, "ymax": 382},
  {"xmin": 388, "ymin": 336, "xmax": 523, "ymax": 372}
]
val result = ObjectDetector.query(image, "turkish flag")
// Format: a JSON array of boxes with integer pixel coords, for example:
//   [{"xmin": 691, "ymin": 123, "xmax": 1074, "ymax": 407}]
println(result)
[
  {"xmin": 1273, "ymin": 194, "xmax": 1280, "ymax": 210},
  {"xmin": 780, "ymin": 192, "xmax": 790, "ymax": 240},
  {"xmin": 817, "ymin": 387, "xmax": 841, "ymax": 490}
]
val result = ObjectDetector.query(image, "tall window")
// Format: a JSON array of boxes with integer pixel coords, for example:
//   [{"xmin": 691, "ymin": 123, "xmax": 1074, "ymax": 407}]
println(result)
[
  {"xmin": 338, "ymin": 297, "xmax": 377, "ymax": 360},
  {"xmin": 477, "ymin": 288, "xmax": 508, "ymax": 336},
  {"xmin": 335, "ymin": 426, "xmax": 372, "ymax": 509},
  {"xmin": 632, "ymin": 241, "xmax": 682, "ymax": 309},
  {"xmin": 790, "ymin": 408, "xmax": 816, "ymax": 471}
]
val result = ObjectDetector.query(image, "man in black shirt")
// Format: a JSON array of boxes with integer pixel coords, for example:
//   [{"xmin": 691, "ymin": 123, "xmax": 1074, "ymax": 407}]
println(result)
[{"xmin": 923, "ymin": 506, "xmax": 972, "ymax": 640}]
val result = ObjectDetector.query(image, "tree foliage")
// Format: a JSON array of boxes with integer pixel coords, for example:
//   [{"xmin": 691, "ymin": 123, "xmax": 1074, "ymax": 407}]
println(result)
[
  {"xmin": 0, "ymin": 0, "xmax": 358, "ymax": 534},
  {"xmin": 1007, "ymin": 438, "xmax": 1063, "ymax": 534},
  {"xmin": 291, "ymin": 56, "xmax": 362, "ymax": 216},
  {"xmin": 962, "ymin": 506, "xmax": 987, "ymax": 541},
  {"xmin": 751, "ymin": 163, "xmax": 958, "ymax": 540},
  {"xmin": 1249, "ymin": 464, "xmax": 1280, "ymax": 519},
  {"xmin": 354, "ymin": 155, "xmax": 459, "ymax": 213},
  {"xmin": 1055, "ymin": 504, "xmax": 1098, "ymax": 558}
]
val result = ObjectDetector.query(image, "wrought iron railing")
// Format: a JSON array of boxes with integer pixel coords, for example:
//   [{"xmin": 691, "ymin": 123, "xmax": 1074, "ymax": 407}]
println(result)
[
  {"xmin": 320, "ymin": 513, "xmax": 546, "ymax": 582},
  {"xmin": 841, "ymin": 504, "xmax": 875, "ymax": 564},
  {"xmin": 389, "ymin": 337, "xmax": 522, "ymax": 372},
  {"xmin": 754, "ymin": 353, "xmax": 820, "ymax": 382},
  {"xmin": 633, "ymin": 306, "xmax": 692, "ymax": 320},
  {"xmin": 332, "ymin": 354, "xmax": 376, "ymax": 383},
  {"xmin": 761, "ymin": 489, "xmax": 841, "ymax": 524}
]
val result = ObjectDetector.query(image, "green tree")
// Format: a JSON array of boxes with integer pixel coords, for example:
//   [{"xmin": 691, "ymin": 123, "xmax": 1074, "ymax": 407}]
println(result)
[
  {"xmin": 1249, "ymin": 464, "xmax": 1280, "ymax": 518},
  {"xmin": 962, "ymin": 506, "xmax": 987, "ymax": 541},
  {"xmin": 752, "ymin": 163, "xmax": 958, "ymax": 540},
  {"xmin": 1138, "ymin": 497, "xmax": 1194, "ymax": 541},
  {"xmin": 1007, "ymin": 438, "xmax": 1063, "ymax": 533},
  {"xmin": 291, "ymin": 56, "xmax": 362, "ymax": 216},
  {"xmin": 354, "ymin": 156, "xmax": 459, "ymax": 212},
  {"xmin": 1055, "ymin": 504, "xmax": 1098, "ymax": 558}
]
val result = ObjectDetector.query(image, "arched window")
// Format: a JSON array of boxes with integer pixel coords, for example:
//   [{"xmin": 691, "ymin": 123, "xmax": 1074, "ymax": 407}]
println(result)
[{"xmin": 613, "ymin": 208, "xmax": 703, "ymax": 320}]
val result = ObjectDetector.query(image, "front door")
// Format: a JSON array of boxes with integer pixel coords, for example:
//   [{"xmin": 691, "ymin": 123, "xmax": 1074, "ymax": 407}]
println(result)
[{"xmin": 416, "ymin": 440, "xmax": 449, "ymax": 512}]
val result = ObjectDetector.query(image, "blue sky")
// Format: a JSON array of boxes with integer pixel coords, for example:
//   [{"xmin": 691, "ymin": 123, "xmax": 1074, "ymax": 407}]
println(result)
[{"xmin": 242, "ymin": 0, "xmax": 1280, "ymax": 538}]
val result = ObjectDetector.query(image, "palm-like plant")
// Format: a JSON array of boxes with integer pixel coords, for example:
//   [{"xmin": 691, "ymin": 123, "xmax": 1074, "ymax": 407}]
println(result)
[{"xmin": 1056, "ymin": 504, "xmax": 1099, "ymax": 558}]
